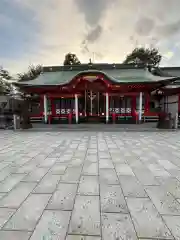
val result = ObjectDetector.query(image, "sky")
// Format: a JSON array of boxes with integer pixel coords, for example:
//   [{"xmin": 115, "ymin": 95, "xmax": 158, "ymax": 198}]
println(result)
[{"xmin": 1, "ymin": 0, "xmax": 180, "ymax": 74}]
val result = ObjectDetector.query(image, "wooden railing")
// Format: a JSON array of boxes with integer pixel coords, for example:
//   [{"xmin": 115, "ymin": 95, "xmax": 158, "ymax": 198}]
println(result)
[
  {"xmin": 143, "ymin": 112, "xmax": 159, "ymax": 122},
  {"xmin": 144, "ymin": 116, "xmax": 159, "ymax": 122}
]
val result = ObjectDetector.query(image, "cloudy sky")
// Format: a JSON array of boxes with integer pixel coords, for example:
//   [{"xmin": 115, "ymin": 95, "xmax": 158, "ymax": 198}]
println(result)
[{"xmin": 1, "ymin": 0, "xmax": 180, "ymax": 74}]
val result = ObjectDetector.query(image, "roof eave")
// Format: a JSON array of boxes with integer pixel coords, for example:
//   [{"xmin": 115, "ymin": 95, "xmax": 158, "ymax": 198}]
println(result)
[
  {"xmin": 13, "ymin": 71, "xmax": 179, "ymax": 87},
  {"xmin": 158, "ymin": 77, "xmax": 180, "ymax": 86}
]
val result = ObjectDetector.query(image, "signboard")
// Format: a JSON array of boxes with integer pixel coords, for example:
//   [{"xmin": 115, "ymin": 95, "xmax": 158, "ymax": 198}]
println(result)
[{"xmin": 83, "ymin": 75, "xmax": 98, "ymax": 81}]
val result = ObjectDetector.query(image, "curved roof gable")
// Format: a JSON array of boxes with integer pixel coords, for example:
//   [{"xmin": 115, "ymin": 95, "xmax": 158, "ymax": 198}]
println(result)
[{"xmin": 14, "ymin": 67, "xmax": 178, "ymax": 87}]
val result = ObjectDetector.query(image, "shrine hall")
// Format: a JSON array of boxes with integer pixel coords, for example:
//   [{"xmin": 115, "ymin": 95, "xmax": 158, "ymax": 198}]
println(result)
[{"xmin": 14, "ymin": 63, "xmax": 180, "ymax": 124}]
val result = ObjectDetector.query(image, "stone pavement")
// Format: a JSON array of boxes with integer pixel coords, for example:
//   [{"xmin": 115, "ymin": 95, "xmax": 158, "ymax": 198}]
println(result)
[{"xmin": 0, "ymin": 131, "xmax": 180, "ymax": 239}]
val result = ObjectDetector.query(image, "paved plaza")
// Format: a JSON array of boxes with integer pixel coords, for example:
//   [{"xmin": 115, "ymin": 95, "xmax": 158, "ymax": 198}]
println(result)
[{"xmin": 0, "ymin": 130, "xmax": 180, "ymax": 239}]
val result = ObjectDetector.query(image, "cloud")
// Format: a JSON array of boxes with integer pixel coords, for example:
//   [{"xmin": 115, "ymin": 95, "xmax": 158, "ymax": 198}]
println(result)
[
  {"xmin": 75, "ymin": 0, "xmax": 116, "ymax": 26},
  {"xmin": 0, "ymin": 13, "xmax": 12, "ymax": 26},
  {"xmin": 156, "ymin": 19, "xmax": 180, "ymax": 38},
  {"xmin": 83, "ymin": 25, "xmax": 103, "ymax": 44},
  {"xmin": 81, "ymin": 25, "xmax": 103, "ymax": 57},
  {"xmin": 1, "ymin": 0, "xmax": 180, "ymax": 74},
  {"xmin": 135, "ymin": 17, "xmax": 155, "ymax": 36}
]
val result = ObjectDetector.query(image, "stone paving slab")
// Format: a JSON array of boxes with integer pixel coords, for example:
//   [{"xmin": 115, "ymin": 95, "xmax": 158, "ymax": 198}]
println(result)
[
  {"xmin": 133, "ymin": 167, "xmax": 160, "ymax": 186},
  {"xmin": 47, "ymin": 183, "xmax": 78, "ymax": 210},
  {"xmin": 163, "ymin": 215, "xmax": 180, "ymax": 240},
  {"xmin": 145, "ymin": 185, "xmax": 180, "ymax": 215},
  {"xmin": 49, "ymin": 163, "xmax": 67, "ymax": 174},
  {"xmin": 0, "ymin": 182, "xmax": 37, "ymax": 208},
  {"xmin": 0, "ymin": 230, "xmax": 32, "ymax": 240},
  {"xmin": 3, "ymin": 193, "xmax": 51, "ymax": 231},
  {"xmin": 61, "ymin": 167, "xmax": 82, "ymax": 183},
  {"xmin": 82, "ymin": 162, "xmax": 98, "ymax": 175},
  {"xmin": 115, "ymin": 163, "xmax": 135, "ymax": 176},
  {"xmin": 0, "ymin": 174, "xmax": 27, "ymax": 193},
  {"xmin": 0, "ymin": 208, "xmax": 16, "ymax": 228},
  {"xmin": 33, "ymin": 174, "xmax": 60, "ymax": 194},
  {"xmin": 78, "ymin": 176, "xmax": 99, "ymax": 196},
  {"xmin": 101, "ymin": 213, "xmax": 138, "ymax": 240},
  {"xmin": 69, "ymin": 195, "xmax": 101, "ymax": 236},
  {"xmin": 0, "ymin": 131, "xmax": 180, "ymax": 239},
  {"xmin": 100, "ymin": 184, "xmax": 128, "ymax": 213},
  {"xmin": 99, "ymin": 168, "xmax": 119, "ymax": 185},
  {"xmin": 30, "ymin": 210, "xmax": 71, "ymax": 240},
  {"xmin": 67, "ymin": 236, "xmax": 101, "ymax": 240},
  {"xmin": 22, "ymin": 168, "xmax": 48, "ymax": 182},
  {"xmin": 119, "ymin": 176, "xmax": 148, "ymax": 198},
  {"xmin": 126, "ymin": 198, "xmax": 173, "ymax": 239},
  {"xmin": 0, "ymin": 194, "xmax": 5, "ymax": 200},
  {"xmin": 157, "ymin": 177, "xmax": 180, "ymax": 199}
]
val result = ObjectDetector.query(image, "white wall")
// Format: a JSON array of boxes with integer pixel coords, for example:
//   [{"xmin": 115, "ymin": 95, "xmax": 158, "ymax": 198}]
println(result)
[
  {"xmin": 0, "ymin": 95, "xmax": 8, "ymax": 103},
  {"xmin": 0, "ymin": 95, "xmax": 10, "ymax": 109},
  {"xmin": 160, "ymin": 95, "xmax": 178, "ymax": 116},
  {"xmin": 167, "ymin": 95, "xmax": 178, "ymax": 116}
]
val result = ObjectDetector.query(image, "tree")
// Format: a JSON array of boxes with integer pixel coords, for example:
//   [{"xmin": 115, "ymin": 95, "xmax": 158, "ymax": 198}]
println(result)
[
  {"xmin": 123, "ymin": 47, "xmax": 162, "ymax": 67},
  {"xmin": 16, "ymin": 65, "xmax": 43, "ymax": 129},
  {"xmin": 63, "ymin": 53, "xmax": 81, "ymax": 65},
  {"xmin": 0, "ymin": 67, "xmax": 13, "ymax": 94},
  {"xmin": 18, "ymin": 64, "xmax": 42, "ymax": 82}
]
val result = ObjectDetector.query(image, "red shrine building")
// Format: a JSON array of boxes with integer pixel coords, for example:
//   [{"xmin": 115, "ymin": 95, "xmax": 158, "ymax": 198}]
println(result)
[{"xmin": 15, "ymin": 64, "xmax": 180, "ymax": 124}]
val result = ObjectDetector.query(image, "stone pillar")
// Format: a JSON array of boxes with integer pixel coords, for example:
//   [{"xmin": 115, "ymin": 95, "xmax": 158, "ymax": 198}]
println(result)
[
  {"xmin": 174, "ymin": 112, "xmax": 178, "ymax": 129},
  {"xmin": 13, "ymin": 113, "xmax": 21, "ymax": 130},
  {"xmin": 75, "ymin": 94, "xmax": 79, "ymax": 124},
  {"xmin": 44, "ymin": 94, "xmax": 48, "ymax": 123},
  {"xmin": 167, "ymin": 95, "xmax": 179, "ymax": 128},
  {"xmin": 106, "ymin": 92, "xmax": 109, "ymax": 123},
  {"xmin": 139, "ymin": 92, "xmax": 143, "ymax": 122}
]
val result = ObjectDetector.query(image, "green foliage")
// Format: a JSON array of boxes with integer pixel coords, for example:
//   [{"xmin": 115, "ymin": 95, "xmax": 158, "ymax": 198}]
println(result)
[
  {"xmin": 123, "ymin": 47, "xmax": 162, "ymax": 67},
  {"xmin": 63, "ymin": 53, "xmax": 81, "ymax": 65},
  {"xmin": 0, "ymin": 67, "xmax": 13, "ymax": 94},
  {"xmin": 18, "ymin": 65, "xmax": 42, "ymax": 82}
]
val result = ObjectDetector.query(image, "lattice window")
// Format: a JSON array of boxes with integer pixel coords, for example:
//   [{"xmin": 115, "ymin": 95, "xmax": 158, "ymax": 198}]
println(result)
[
  {"xmin": 87, "ymin": 91, "xmax": 97, "ymax": 100},
  {"xmin": 126, "ymin": 108, "xmax": 131, "ymax": 113},
  {"xmin": 115, "ymin": 108, "xmax": 120, "ymax": 113},
  {"xmin": 56, "ymin": 109, "xmax": 60, "ymax": 114},
  {"xmin": 61, "ymin": 109, "xmax": 65, "ymax": 114}
]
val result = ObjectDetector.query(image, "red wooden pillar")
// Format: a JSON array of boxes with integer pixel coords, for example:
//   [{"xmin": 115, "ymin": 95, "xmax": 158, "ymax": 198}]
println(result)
[
  {"xmin": 104, "ymin": 94, "xmax": 106, "ymax": 115},
  {"xmin": 40, "ymin": 95, "xmax": 44, "ymax": 119},
  {"xmin": 51, "ymin": 97, "xmax": 56, "ymax": 121},
  {"xmin": 178, "ymin": 94, "xmax": 180, "ymax": 113},
  {"xmin": 112, "ymin": 112, "xmax": 116, "ymax": 123},
  {"xmin": 131, "ymin": 95, "xmax": 136, "ymax": 118},
  {"xmin": 144, "ymin": 93, "xmax": 150, "ymax": 113},
  {"xmin": 108, "ymin": 93, "xmax": 110, "ymax": 121},
  {"xmin": 68, "ymin": 113, "xmax": 72, "ymax": 124},
  {"xmin": 48, "ymin": 96, "xmax": 51, "ymax": 124}
]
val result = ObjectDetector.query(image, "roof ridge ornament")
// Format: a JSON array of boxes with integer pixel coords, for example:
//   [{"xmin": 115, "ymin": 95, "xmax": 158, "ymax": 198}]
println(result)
[{"xmin": 88, "ymin": 58, "xmax": 93, "ymax": 68}]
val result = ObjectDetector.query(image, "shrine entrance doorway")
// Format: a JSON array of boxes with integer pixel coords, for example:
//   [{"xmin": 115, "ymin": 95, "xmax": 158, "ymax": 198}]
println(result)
[{"xmin": 79, "ymin": 90, "xmax": 105, "ymax": 123}]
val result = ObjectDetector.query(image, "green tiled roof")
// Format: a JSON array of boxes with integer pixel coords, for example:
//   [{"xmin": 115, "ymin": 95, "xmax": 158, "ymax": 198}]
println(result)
[
  {"xmin": 160, "ymin": 67, "xmax": 180, "ymax": 77},
  {"xmin": 15, "ymin": 66, "xmax": 178, "ymax": 87}
]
